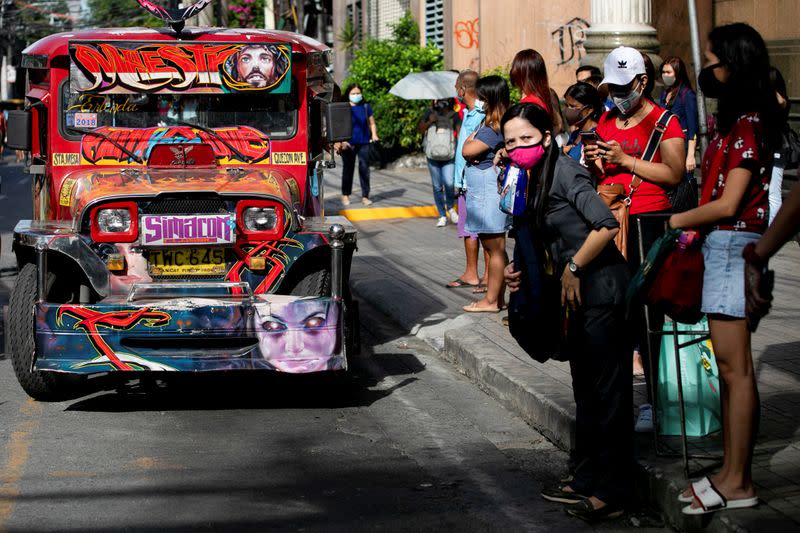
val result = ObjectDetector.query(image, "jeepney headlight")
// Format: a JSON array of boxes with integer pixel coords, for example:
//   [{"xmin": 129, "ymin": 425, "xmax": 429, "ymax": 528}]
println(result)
[
  {"xmin": 236, "ymin": 200, "xmax": 285, "ymax": 242},
  {"xmin": 97, "ymin": 208, "xmax": 132, "ymax": 233},
  {"xmin": 90, "ymin": 201, "xmax": 139, "ymax": 243},
  {"xmin": 243, "ymin": 207, "xmax": 278, "ymax": 231}
]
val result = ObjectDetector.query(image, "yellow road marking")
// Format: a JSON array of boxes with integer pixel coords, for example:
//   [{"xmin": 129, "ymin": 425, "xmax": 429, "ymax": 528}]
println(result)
[
  {"xmin": 340, "ymin": 205, "xmax": 440, "ymax": 221},
  {"xmin": 0, "ymin": 399, "xmax": 42, "ymax": 532}
]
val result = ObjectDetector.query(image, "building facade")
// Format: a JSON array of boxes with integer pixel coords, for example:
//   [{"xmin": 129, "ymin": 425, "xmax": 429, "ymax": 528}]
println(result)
[{"xmin": 407, "ymin": 0, "xmax": 798, "ymax": 100}]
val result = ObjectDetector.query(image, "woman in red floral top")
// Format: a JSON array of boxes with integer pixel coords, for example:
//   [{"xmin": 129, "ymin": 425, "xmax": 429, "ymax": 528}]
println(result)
[{"xmin": 669, "ymin": 23, "xmax": 784, "ymax": 515}]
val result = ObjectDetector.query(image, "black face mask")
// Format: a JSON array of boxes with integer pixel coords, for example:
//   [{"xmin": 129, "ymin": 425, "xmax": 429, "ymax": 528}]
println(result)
[{"xmin": 698, "ymin": 63, "xmax": 726, "ymax": 99}]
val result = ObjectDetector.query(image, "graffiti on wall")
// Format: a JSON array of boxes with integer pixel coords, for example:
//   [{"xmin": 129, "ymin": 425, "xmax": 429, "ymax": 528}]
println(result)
[
  {"xmin": 80, "ymin": 125, "xmax": 271, "ymax": 165},
  {"xmin": 455, "ymin": 18, "xmax": 480, "ymax": 49},
  {"xmin": 551, "ymin": 17, "xmax": 590, "ymax": 65}
]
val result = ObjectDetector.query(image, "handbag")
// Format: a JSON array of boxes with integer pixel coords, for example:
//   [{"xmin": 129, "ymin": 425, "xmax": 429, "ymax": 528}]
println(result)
[
  {"xmin": 667, "ymin": 175, "xmax": 699, "ymax": 213},
  {"xmin": 597, "ymin": 181, "xmax": 634, "ymax": 260},
  {"xmin": 507, "ymin": 220, "xmax": 569, "ymax": 363},
  {"xmin": 657, "ymin": 317, "xmax": 722, "ymax": 437},
  {"xmin": 782, "ymin": 124, "xmax": 800, "ymax": 170},
  {"xmin": 646, "ymin": 230, "xmax": 704, "ymax": 324},
  {"xmin": 597, "ymin": 109, "xmax": 674, "ymax": 260}
]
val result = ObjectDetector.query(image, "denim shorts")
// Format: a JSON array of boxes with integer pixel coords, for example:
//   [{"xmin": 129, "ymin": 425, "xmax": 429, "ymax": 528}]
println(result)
[
  {"xmin": 701, "ymin": 230, "xmax": 761, "ymax": 318},
  {"xmin": 464, "ymin": 164, "xmax": 510, "ymax": 234}
]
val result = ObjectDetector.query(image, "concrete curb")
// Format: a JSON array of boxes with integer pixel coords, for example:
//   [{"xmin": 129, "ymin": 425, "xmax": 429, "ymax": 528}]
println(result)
[{"xmin": 443, "ymin": 327, "xmax": 575, "ymax": 452}]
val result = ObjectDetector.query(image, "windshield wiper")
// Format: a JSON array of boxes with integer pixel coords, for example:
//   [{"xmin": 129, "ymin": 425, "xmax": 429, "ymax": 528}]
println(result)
[
  {"xmin": 67, "ymin": 126, "xmax": 144, "ymax": 164},
  {"xmin": 176, "ymin": 120, "xmax": 254, "ymax": 163}
]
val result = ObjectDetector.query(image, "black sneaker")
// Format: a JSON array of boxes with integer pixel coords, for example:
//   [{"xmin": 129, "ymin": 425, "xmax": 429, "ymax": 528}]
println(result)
[
  {"xmin": 540, "ymin": 486, "xmax": 587, "ymax": 504},
  {"xmin": 565, "ymin": 499, "xmax": 624, "ymax": 522}
]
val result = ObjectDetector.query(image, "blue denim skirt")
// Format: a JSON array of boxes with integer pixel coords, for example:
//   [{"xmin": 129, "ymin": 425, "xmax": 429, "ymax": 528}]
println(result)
[
  {"xmin": 701, "ymin": 230, "xmax": 761, "ymax": 318},
  {"xmin": 464, "ymin": 164, "xmax": 510, "ymax": 234}
]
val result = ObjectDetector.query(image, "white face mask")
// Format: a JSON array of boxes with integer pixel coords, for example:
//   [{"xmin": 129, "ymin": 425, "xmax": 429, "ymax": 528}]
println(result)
[
  {"xmin": 662, "ymin": 74, "xmax": 676, "ymax": 87},
  {"xmin": 611, "ymin": 82, "xmax": 643, "ymax": 116},
  {"xmin": 474, "ymin": 99, "xmax": 485, "ymax": 111}
]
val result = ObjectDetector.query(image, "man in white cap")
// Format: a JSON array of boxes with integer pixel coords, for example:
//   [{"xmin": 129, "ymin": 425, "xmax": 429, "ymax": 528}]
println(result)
[{"xmin": 561, "ymin": 45, "xmax": 685, "ymax": 522}]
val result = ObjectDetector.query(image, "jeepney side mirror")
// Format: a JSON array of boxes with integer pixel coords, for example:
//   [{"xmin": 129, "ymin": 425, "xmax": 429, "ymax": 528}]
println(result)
[
  {"xmin": 6, "ymin": 110, "xmax": 32, "ymax": 151},
  {"xmin": 324, "ymin": 102, "xmax": 353, "ymax": 143}
]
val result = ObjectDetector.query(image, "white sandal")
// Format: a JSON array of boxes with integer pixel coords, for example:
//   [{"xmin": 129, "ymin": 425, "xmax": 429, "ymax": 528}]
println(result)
[
  {"xmin": 681, "ymin": 479, "xmax": 758, "ymax": 515},
  {"xmin": 677, "ymin": 476, "xmax": 711, "ymax": 503}
]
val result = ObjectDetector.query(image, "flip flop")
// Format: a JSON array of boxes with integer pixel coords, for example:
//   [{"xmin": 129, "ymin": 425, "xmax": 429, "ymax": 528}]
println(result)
[
  {"xmin": 681, "ymin": 479, "xmax": 758, "ymax": 515},
  {"xmin": 678, "ymin": 476, "xmax": 711, "ymax": 503},
  {"xmin": 463, "ymin": 302, "xmax": 502, "ymax": 313},
  {"xmin": 446, "ymin": 278, "xmax": 479, "ymax": 289},
  {"xmin": 472, "ymin": 284, "xmax": 488, "ymax": 294}
]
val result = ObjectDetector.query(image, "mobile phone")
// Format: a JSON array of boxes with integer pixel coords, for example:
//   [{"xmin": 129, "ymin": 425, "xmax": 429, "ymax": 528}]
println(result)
[{"xmin": 579, "ymin": 130, "xmax": 602, "ymax": 144}]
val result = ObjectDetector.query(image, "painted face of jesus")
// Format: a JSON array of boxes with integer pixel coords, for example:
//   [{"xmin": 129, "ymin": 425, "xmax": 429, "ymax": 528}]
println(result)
[
  {"xmin": 254, "ymin": 299, "xmax": 339, "ymax": 373},
  {"xmin": 235, "ymin": 45, "xmax": 276, "ymax": 88}
]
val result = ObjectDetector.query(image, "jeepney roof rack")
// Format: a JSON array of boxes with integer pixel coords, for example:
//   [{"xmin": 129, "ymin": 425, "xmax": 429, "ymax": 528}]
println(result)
[{"xmin": 136, "ymin": 0, "xmax": 212, "ymax": 35}]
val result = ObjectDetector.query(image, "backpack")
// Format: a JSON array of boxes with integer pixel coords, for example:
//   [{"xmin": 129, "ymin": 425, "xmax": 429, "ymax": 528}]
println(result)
[{"xmin": 425, "ymin": 124, "xmax": 455, "ymax": 161}]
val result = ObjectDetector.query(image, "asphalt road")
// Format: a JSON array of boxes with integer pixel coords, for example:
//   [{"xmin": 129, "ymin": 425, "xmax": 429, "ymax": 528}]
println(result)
[
  {"xmin": 0, "ymin": 155, "xmax": 668, "ymax": 532},
  {"xmin": 0, "ymin": 156, "xmax": 588, "ymax": 532}
]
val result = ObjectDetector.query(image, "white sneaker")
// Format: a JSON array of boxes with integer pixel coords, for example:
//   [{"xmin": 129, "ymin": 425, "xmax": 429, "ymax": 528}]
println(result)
[
  {"xmin": 341, "ymin": 195, "xmax": 350, "ymax": 206},
  {"xmin": 449, "ymin": 209, "xmax": 459, "ymax": 224},
  {"xmin": 436, "ymin": 216, "xmax": 447, "ymax": 227},
  {"xmin": 635, "ymin": 404, "xmax": 654, "ymax": 433},
  {"xmin": 361, "ymin": 197, "xmax": 373, "ymax": 206}
]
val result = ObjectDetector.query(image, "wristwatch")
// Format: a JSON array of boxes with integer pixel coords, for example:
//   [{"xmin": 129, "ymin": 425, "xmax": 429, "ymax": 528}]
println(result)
[{"xmin": 568, "ymin": 257, "xmax": 582, "ymax": 276}]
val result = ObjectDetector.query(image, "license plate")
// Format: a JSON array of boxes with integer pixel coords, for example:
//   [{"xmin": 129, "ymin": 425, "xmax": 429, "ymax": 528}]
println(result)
[{"xmin": 148, "ymin": 248, "xmax": 227, "ymax": 276}]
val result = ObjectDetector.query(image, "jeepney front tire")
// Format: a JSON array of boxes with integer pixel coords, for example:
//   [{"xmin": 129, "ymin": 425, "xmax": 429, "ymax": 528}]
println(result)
[
  {"xmin": 286, "ymin": 267, "xmax": 331, "ymax": 296},
  {"xmin": 9, "ymin": 263, "xmax": 85, "ymax": 401}
]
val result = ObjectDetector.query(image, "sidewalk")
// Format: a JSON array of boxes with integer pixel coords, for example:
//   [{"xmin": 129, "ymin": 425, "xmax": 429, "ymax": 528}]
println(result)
[{"xmin": 325, "ymin": 162, "xmax": 800, "ymax": 531}]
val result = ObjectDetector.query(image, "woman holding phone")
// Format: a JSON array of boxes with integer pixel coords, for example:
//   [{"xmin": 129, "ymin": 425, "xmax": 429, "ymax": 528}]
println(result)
[{"xmin": 583, "ymin": 46, "xmax": 685, "ymax": 433}]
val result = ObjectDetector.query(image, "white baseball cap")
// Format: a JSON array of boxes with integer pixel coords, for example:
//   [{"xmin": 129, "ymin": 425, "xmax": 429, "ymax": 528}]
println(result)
[{"xmin": 600, "ymin": 46, "xmax": 646, "ymax": 87}]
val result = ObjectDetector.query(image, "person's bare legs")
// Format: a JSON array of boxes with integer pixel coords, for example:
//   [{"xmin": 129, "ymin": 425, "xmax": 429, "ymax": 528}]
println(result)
[
  {"xmin": 688, "ymin": 317, "xmax": 758, "ymax": 508},
  {"xmin": 467, "ymin": 234, "xmax": 507, "ymax": 309},
  {"xmin": 456, "ymin": 236, "xmax": 481, "ymax": 286}
]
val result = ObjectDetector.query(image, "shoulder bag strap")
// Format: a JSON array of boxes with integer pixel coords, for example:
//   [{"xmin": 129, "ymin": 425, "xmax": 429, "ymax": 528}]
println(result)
[{"xmin": 628, "ymin": 109, "xmax": 675, "ymax": 200}]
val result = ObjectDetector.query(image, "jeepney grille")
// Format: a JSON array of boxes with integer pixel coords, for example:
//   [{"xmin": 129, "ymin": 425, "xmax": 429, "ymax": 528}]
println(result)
[{"xmin": 141, "ymin": 197, "xmax": 228, "ymax": 215}]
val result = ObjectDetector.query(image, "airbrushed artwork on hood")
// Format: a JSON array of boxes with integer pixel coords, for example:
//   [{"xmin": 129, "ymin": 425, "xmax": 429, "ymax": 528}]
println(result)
[{"xmin": 80, "ymin": 126, "xmax": 271, "ymax": 165}]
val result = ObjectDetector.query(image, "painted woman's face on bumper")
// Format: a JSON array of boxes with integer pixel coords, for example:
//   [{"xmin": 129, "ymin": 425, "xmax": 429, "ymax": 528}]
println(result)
[{"xmin": 254, "ymin": 299, "xmax": 339, "ymax": 372}]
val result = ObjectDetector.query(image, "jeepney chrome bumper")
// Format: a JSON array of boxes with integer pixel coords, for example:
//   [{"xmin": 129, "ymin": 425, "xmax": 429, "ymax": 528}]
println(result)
[{"xmin": 33, "ymin": 294, "xmax": 346, "ymax": 374}]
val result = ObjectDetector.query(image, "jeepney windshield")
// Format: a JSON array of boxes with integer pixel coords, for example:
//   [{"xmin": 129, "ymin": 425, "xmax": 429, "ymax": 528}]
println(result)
[{"xmin": 61, "ymin": 90, "xmax": 298, "ymax": 140}]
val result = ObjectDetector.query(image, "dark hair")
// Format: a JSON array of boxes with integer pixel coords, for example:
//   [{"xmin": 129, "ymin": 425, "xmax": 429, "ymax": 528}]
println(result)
[
  {"xmin": 564, "ymin": 82, "xmax": 603, "ymax": 122},
  {"xmin": 476, "ymin": 75, "xmax": 510, "ymax": 131},
  {"xmin": 343, "ymin": 83, "xmax": 365, "ymax": 102},
  {"xmin": 769, "ymin": 66, "xmax": 790, "ymax": 120},
  {"xmin": 641, "ymin": 53, "xmax": 656, "ymax": 101},
  {"xmin": 660, "ymin": 56, "xmax": 693, "ymax": 91},
  {"xmin": 708, "ymin": 23, "xmax": 783, "ymax": 147},
  {"xmin": 501, "ymin": 103, "xmax": 560, "ymax": 226},
  {"xmin": 576, "ymin": 65, "xmax": 602, "ymax": 78},
  {"xmin": 510, "ymin": 49, "xmax": 552, "ymax": 109}
]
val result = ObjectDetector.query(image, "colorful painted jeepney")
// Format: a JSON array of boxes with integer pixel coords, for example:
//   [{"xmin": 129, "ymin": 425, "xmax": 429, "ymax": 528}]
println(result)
[{"xmin": 4, "ymin": 3, "xmax": 358, "ymax": 400}]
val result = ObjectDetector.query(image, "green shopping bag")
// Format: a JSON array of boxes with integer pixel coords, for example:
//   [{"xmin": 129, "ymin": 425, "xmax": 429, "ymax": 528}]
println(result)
[{"xmin": 657, "ymin": 317, "xmax": 722, "ymax": 437}]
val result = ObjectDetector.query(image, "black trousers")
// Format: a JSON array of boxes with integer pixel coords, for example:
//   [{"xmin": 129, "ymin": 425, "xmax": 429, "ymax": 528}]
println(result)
[
  {"xmin": 569, "ymin": 304, "xmax": 634, "ymax": 506},
  {"xmin": 628, "ymin": 212, "xmax": 669, "ymax": 404},
  {"xmin": 341, "ymin": 143, "xmax": 371, "ymax": 198}
]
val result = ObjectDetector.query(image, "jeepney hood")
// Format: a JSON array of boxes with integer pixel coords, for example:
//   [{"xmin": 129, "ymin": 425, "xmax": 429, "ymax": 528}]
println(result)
[{"xmin": 60, "ymin": 167, "xmax": 301, "ymax": 220}]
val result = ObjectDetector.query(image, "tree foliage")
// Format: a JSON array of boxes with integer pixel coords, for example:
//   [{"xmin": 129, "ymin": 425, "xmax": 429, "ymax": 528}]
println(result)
[
  {"xmin": 479, "ymin": 64, "xmax": 522, "ymax": 104},
  {"xmin": 85, "ymin": 0, "xmax": 163, "ymax": 28},
  {"xmin": 229, "ymin": 0, "xmax": 265, "ymax": 28},
  {"xmin": 344, "ymin": 13, "xmax": 442, "ymax": 150}
]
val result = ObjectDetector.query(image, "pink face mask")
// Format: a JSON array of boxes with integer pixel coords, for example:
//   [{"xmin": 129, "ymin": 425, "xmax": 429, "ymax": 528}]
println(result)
[{"xmin": 507, "ymin": 142, "xmax": 545, "ymax": 170}]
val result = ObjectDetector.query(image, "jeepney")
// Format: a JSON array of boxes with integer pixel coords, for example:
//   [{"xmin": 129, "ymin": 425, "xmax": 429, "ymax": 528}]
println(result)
[{"xmin": 4, "ymin": 2, "xmax": 358, "ymax": 400}]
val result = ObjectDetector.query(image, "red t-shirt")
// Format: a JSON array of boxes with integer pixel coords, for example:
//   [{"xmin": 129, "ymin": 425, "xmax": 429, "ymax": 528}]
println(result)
[
  {"xmin": 596, "ymin": 105, "xmax": 685, "ymax": 215},
  {"xmin": 700, "ymin": 112, "xmax": 771, "ymax": 234},
  {"xmin": 521, "ymin": 93, "xmax": 549, "ymax": 112}
]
